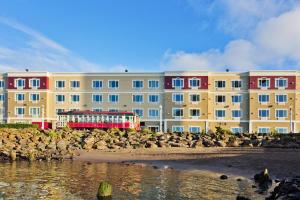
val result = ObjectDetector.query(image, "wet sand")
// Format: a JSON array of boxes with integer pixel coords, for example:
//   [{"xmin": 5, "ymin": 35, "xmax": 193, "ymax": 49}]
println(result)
[{"xmin": 75, "ymin": 147, "xmax": 300, "ymax": 179}]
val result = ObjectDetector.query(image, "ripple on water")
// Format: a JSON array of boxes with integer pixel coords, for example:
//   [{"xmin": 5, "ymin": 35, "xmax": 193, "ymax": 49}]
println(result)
[{"xmin": 0, "ymin": 161, "xmax": 267, "ymax": 200}]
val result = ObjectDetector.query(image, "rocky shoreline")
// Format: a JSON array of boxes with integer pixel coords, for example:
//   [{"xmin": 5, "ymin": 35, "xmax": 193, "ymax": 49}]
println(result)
[{"xmin": 0, "ymin": 127, "xmax": 300, "ymax": 161}]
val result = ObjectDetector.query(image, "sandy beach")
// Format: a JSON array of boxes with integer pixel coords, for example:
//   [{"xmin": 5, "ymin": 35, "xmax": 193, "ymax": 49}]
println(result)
[{"xmin": 75, "ymin": 147, "xmax": 300, "ymax": 179}]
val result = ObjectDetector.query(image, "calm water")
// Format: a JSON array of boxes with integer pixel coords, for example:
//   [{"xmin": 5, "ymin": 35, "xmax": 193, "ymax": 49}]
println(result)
[{"xmin": 0, "ymin": 161, "xmax": 266, "ymax": 200}]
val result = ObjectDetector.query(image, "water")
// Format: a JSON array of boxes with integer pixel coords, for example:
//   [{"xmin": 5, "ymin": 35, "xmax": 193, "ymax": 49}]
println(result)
[{"xmin": 0, "ymin": 161, "xmax": 266, "ymax": 200}]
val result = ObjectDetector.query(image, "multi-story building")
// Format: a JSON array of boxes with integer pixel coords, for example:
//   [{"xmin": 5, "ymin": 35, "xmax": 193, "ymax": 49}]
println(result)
[{"xmin": 0, "ymin": 70, "xmax": 298, "ymax": 134}]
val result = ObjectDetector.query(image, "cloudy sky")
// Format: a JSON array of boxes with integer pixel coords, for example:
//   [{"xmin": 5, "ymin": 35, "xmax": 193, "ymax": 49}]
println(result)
[{"xmin": 0, "ymin": 0, "xmax": 299, "ymax": 72}]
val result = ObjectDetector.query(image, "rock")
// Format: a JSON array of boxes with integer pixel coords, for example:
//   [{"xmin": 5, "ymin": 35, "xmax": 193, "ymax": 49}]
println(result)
[
  {"xmin": 57, "ymin": 140, "xmax": 67, "ymax": 151},
  {"xmin": 37, "ymin": 143, "xmax": 46, "ymax": 151},
  {"xmin": 254, "ymin": 169, "xmax": 272, "ymax": 190},
  {"xmin": 10, "ymin": 150, "xmax": 16, "ymax": 161},
  {"xmin": 202, "ymin": 138, "xmax": 215, "ymax": 147},
  {"xmin": 266, "ymin": 177, "xmax": 300, "ymax": 200},
  {"xmin": 47, "ymin": 142, "xmax": 57, "ymax": 150},
  {"xmin": 0, "ymin": 182, "xmax": 10, "ymax": 188},
  {"xmin": 236, "ymin": 196, "xmax": 250, "ymax": 200},
  {"xmin": 97, "ymin": 181, "xmax": 112, "ymax": 199},
  {"xmin": 83, "ymin": 136, "xmax": 95, "ymax": 150},
  {"xmin": 94, "ymin": 140, "xmax": 107, "ymax": 150},
  {"xmin": 220, "ymin": 175, "xmax": 228, "ymax": 180},
  {"xmin": 216, "ymin": 140, "xmax": 226, "ymax": 147}
]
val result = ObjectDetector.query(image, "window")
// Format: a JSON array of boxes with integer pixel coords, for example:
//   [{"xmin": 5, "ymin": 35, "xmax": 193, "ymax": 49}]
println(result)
[
  {"xmin": 15, "ymin": 79, "xmax": 25, "ymax": 88},
  {"xmin": 189, "ymin": 78, "xmax": 200, "ymax": 88},
  {"xmin": 148, "ymin": 94, "xmax": 159, "ymax": 103},
  {"xmin": 259, "ymin": 109, "xmax": 269, "ymax": 118},
  {"xmin": 232, "ymin": 80, "xmax": 242, "ymax": 89},
  {"xmin": 215, "ymin": 80, "xmax": 226, "ymax": 88},
  {"xmin": 215, "ymin": 110, "xmax": 225, "ymax": 118},
  {"xmin": 148, "ymin": 80, "xmax": 159, "ymax": 89},
  {"xmin": 172, "ymin": 93, "xmax": 184, "ymax": 103},
  {"xmin": 149, "ymin": 109, "xmax": 159, "ymax": 118},
  {"xmin": 109, "ymin": 108, "xmax": 119, "ymax": 112},
  {"xmin": 190, "ymin": 109, "xmax": 200, "ymax": 118},
  {"xmin": 258, "ymin": 127, "xmax": 270, "ymax": 134},
  {"xmin": 30, "ymin": 93, "xmax": 40, "ymax": 102},
  {"xmin": 29, "ymin": 79, "xmax": 40, "ymax": 88},
  {"xmin": 276, "ymin": 127, "xmax": 288, "ymax": 134},
  {"xmin": 30, "ymin": 107, "xmax": 40, "ymax": 117},
  {"xmin": 56, "ymin": 95, "xmax": 65, "ymax": 103},
  {"xmin": 56, "ymin": 81, "xmax": 65, "ymax": 88},
  {"xmin": 172, "ymin": 108, "xmax": 184, "ymax": 118},
  {"xmin": 70, "ymin": 94, "xmax": 80, "ymax": 103},
  {"xmin": 108, "ymin": 80, "xmax": 119, "ymax": 89},
  {"xmin": 275, "ymin": 78, "xmax": 288, "ymax": 88},
  {"xmin": 15, "ymin": 93, "xmax": 25, "ymax": 102},
  {"xmin": 92, "ymin": 80, "xmax": 103, "ymax": 89},
  {"xmin": 232, "ymin": 95, "xmax": 242, "ymax": 103},
  {"xmin": 0, "ymin": 94, "xmax": 4, "ymax": 102},
  {"xmin": 133, "ymin": 94, "xmax": 143, "ymax": 103},
  {"xmin": 92, "ymin": 108, "xmax": 102, "ymax": 112},
  {"xmin": 172, "ymin": 78, "xmax": 184, "ymax": 88},
  {"xmin": 133, "ymin": 108, "xmax": 143, "ymax": 117},
  {"xmin": 15, "ymin": 107, "xmax": 25, "ymax": 116},
  {"xmin": 92, "ymin": 94, "xmax": 103, "ymax": 103},
  {"xmin": 276, "ymin": 109, "xmax": 287, "ymax": 118},
  {"xmin": 258, "ymin": 78, "xmax": 270, "ymax": 88},
  {"xmin": 133, "ymin": 80, "xmax": 143, "ymax": 89},
  {"xmin": 108, "ymin": 94, "xmax": 119, "ymax": 103},
  {"xmin": 56, "ymin": 109, "xmax": 65, "ymax": 114},
  {"xmin": 232, "ymin": 110, "xmax": 242, "ymax": 118},
  {"xmin": 258, "ymin": 94, "xmax": 269, "ymax": 103},
  {"xmin": 189, "ymin": 94, "xmax": 200, "ymax": 103},
  {"xmin": 70, "ymin": 80, "xmax": 80, "ymax": 88},
  {"xmin": 231, "ymin": 127, "xmax": 243, "ymax": 134},
  {"xmin": 0, "ymin": 80, "xmax": 4, "ymax": 88},
  {"xmin": 276, "ymin": 94, "xmax": 287, "ymax": 103},
  {"xmin": 172, "ymin": 126, "xmax": 184, "ymax": 133},
  {"xmin": 189, "ymin": 126, "xmax": 200, "ymax": 134},
  {"xmin": 215, "ymin": 95, "xmax": 226, "ymax": 103}
]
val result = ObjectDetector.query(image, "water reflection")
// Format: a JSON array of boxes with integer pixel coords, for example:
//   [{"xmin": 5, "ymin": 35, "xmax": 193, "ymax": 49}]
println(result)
[{"xmin": 0, "ymin": 161, "xmax": 266, "ymax": 200}]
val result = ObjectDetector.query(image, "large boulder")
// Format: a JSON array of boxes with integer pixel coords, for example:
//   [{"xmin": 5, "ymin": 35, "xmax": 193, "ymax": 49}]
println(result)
[
  {"xmin": 57, "ymin": 140, "xmax": 67, "ymax": 151},
  {"xmin": 83, "ymin": 136, "xmax": 95, "ymax": 150},
  {"xmin": 94, "ymin": 140, "xmax": 107, "ymax": 150}
]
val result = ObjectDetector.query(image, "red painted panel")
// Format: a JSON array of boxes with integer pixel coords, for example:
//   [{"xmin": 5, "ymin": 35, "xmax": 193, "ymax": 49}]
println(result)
[
  {"xmin": 7, "ymin": 76, "xmax": 49, "ymax": 89},
  {"xmin": 67, "ymin": 122, "xmax": 132, "ymax": 129},
  {"xmin": 32, "ymin": 122, "xmax": 52, "ymax": 129},
  {"xmin": 249, "ymin": 76, "xmax": 296, "ymax": 89},
  {"xmin": 164, "ymin": 76, "xmax": 208, "ymax": 89}
]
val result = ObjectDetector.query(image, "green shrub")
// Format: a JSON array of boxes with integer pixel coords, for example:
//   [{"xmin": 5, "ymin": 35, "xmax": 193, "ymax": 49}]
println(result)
[
  {"xmin": 0, "ymin": 123, "xmax": 39, "ymax": 129},
  {"xmin": 46, "ymin": 130, "xmax": 57, "ymax": 138}
]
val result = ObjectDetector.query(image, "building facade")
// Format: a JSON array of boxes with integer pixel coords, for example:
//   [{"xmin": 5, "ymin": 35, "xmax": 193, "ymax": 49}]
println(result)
[{"xmin": 0, "ymin": 70, "xmax": 298, "ymax": 134}]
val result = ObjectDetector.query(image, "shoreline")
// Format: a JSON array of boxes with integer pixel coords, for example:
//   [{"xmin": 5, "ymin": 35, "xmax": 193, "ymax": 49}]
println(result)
[{"xmin": 74, "ymin": 147, "xmax": 300, "ymax": 179}]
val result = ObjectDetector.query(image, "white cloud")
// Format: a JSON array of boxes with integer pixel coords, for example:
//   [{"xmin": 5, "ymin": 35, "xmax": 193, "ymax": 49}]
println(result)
[
  {"xmin": 162, "ymin": 1, "xmax": 300, "ymax": 71},
  {"xmin": 0, "ymin": 17, "xmax": 102, "ymax": 72}
]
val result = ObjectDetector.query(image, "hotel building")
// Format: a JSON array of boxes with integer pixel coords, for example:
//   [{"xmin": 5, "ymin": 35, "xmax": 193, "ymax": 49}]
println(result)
[{"xmin": 0, "ymin": 70, "xmax": 298, "ymax": 134}]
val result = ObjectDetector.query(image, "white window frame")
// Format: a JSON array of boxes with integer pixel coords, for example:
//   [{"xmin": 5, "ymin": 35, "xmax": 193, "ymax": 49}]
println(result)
[
  {"xmin": 188, "ymin": 78, "xmax": 200, "ymax": 88},
  {"xmin": 70, "ymin": 80, "xmax": 80, "ymax": 89},
  {"xmin": 172, "ymin": 93, "xmax": 184, "ymax": 104},
  {"xmin": 172, "ymin": 78, "xmax": 184, "ymax": 89},
  {"xmin": 92, "ymin": 94, "xmax": 103, "ymax": 103},
  {"xmin": 215, "ymin": 94, "xmax": 226, "ymax": 103},
  {"xmin": 231, "ymin": 127, "xmax": 243, "ymax": 134},
  {"xmin": 15, "ymin": 78, "xmax": 25, "ymax": 89},
  {"xmin": 148, "ymin": 80, "xmax": 159, "ymax": 89},
  {"xmin": 92, "ymin": 108, "xmax": 102, "ymax": 112},
  {"xmin": 258, "ymin": 127, "xmax": 270, "ymax": 134},
  {"xmin": 189, "ymin": 126, "xmax": 201, "ymax": 134},
  {"xmin": 275, "ymin": 78, "xmax": 288, "ymax": 89},
  {"xmin": 148, "ymin": 108, "xmax": 159, "ymax": 119},
  {"xmin": 55, "ymin": 80, "xmax": 65, "ymax": 89},
  {"xmin": 92, "ymin": 80, "xmax": 103, "ymax": 89},
  {"xmin": 109, "ymin": 108, "xmax": 119, "ymax": 112},
  {"xmin": 215, "ymin": 80, "xmax": 226, "ymax": 89},
  {"xmin": 0, "ymin": 80, "xmax": 4, "ymax": 89},
  {"xmin": 189, "ymin": 93, "xmax": 200, "ymax": 104},
  {"xmin": 29, "ymin": 93, "xmax": 40, "ymax": 103},
  {"xmin": 215, "ymin": 109, "xmax": 226, "ymax": 119},
  {"xmin": 0, "ymin": 94, "xmax": 4, "ymax": 102},
  {"xmin": 132, "ymin": 108, "xmax": 143, "ymax": 117},
  {"xmin": 29, "ymin": 78, "xmax": 40, "ymax": 88},
  {"xmin": 275, "ymin": 127, "xmax": 288, "ymax": 134},
  {"xmin": 258, "ymin": 109, "xmax": 270, "ymax": 119},
  {"xmin": 108, "ymin": 80, "xmax": 119, "ymax": 89},
  {"xmin": 132, "ymin": 80, "xmax": 144, "ymax": 89},
  {"xmin": 275, "ymin": 94, "xmax": 287, "ymax": 104},
  {"xmin": 15, "ymin": 93, "xmax": 25, "ymax": 102},
  {"xmin": 108, "ymin": 94, "xmax": 119, "ymax": 103},
  {"xmin": 70, "ymin": 94, "xmax": 80, "ymax": 103},
  {"xmin": 232, "ymin": 109, "xmax": 242, "ymax": 119},
  {"xmin": 172, "ymin": 126, "xmax": 184, "ymax": 133},
  {"xmin": 132, "ymin": 94, "xmax": 144, "ymax": 103},
  {"xmin": 56, "ymin": 94, "xmax": 65, "ymax": 103},
  {"xmin": 258, "ymin": 94, "xmax": 270, "ymax": 104},
  {"xmin": 29, "ymin": 107, "xmax": 40, "ymax": 118},
  {"xmin": 148, "ymin": 94, "xmax": 159, "ymax": 103},
  {"xmin": 231, "ymin": 94, "xmax": 242, "ymax": 104},
  {"xmin": 172, "ymin": 108, "xmax": 184, "ymax": 118},
  {"xmin": 231, "ymin": 80, "xmax": 242, "ymax": 90},
  {"xmin": 275, "ymin": 109, "xmax": 288, "ymax": 119},
  {"xmin": 258, "ymin": 78, "xmax": 270, "ymax": 89},
  {"xmin": 15, "ymin": 107, "xmax": 25, "ymax": 117},
  {"xmin": 189, "ymin": 108, "xmax": 200, "ymax": 118}
]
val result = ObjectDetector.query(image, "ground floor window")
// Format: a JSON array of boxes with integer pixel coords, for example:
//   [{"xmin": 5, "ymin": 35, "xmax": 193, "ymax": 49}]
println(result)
[
  {"xmin": 189, "ymin": 126, "xmax": 200, "ymax": 134},
  {"xmin": 231, "ymin": 127, "xmax": 243, "ymax": 134},
  {"xmin": 172, "ymin": 126, "xmax": 184, "ymax": 133},
  {"xmin": 148, "ymin": 126, "xmax": 159, "ymax": 132},
  {"xmin": 258, "ymin": 127, "xmax": 270, "ymax": 134},
  {"xmin": 275, "ymin": 127, "xmax": 288, "ymax": 134}
]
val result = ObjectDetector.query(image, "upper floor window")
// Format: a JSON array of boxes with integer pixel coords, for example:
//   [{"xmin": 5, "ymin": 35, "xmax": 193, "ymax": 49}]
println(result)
[
  {"xmin": 215, "ymin": 109, "xmax": 225, "ymax": 118},
  {"xmin": 56, "ymin": 94, "xmax": 65, "ymax": 103},
  {"xmin": 109, "ymin": 108, "xmax": 119, "ymax": 112},
  {"xmin": 189, "ymin": 78, "xmax": 200, "ymax": 88},
  {"xmin": 70, "ymin": 80, "xmax": 80, "ymax": 88},
  {"xmin": 15, "ymin": 79, "xmax": 25, "ymax": 88},
  {"xmin": 56, "ymin": 80, "xmax": 65, "ymax": 89},
  {"xmin": 15, "ymin": 93, "xmax": 25, "ymax": 102},
  {"xmin": 276, "ymin": 94, "xmax": 287, "ymax": 103},
  {"xmin": 15, "ymin": 107, "xmax": 25, "ymax": 116},
  {"xmin": 92, "ymin": 80, "xmax": 103, "ymax": 89},
  {"xmin": 0, "ymin": 94, "xmax": 4, "ymax": 102},
  {"xmin": 92, "ymin": 108, "xmax": 102, "ymax": 112},
  {"xmin": 108, "ymin": 94, "xmax": 119, "ymax": 103},
  {"xmin": 258, "ymin": 94, "xmax": 269, "ymax": 103},
  {"xmin": 258, "ymin": 78, "xmax": 270, "ymax": 88},
  {"xmin": 133, "ymin": 108, "xmax": 143, "ymax": 117},
  {"xmin": 215, "ymin": 95, "xmax": 226, "ymax": 103},
  {"xmin": 232, "ymin": 95, "xmax": 242, "ymax": 103},
  {"xmin": 92, "ymin": 94, "xmax": 103, "ymax": 103},
  {"xmin": 190, "ymin": 94, "xmax": 200, "ymax": 103},
  {"xmin": 29, "ymin": 78, "xmax": 40, "ymax": 88},
  {"xmin": 132, "ymin": 94, "xmax": 143, "ymax": 103},
  {"xmin": 0, "ymin": 80, "xmax": 4, "ymax": 89},
  {"xmin": 148, "ymin": 94, "xmax": 159, "ymax": 103},
  {"xmin": 70, "ymin": 94, "xmax": 80, "ymax": 103},
  {"xmin": 232, "ymin": 80, "xmax": 242, "ymax": 89},
  {"xmin": 132, "ymin": 80, "xmax": 143, "ymax": 89},
  {"xmin": 275, "ymin": 78, "xmax": 288, "ymax": 88},
  {"xmin": 108, "ymin": 80, "xmax": 119, "ymax": 89},
  {"xmin": 172, "ymin": 108, "xmax": 184, "ymax": 118},
  {"xmin": 172, "ymin": 78, "xmax": 184, "ymax": 88},
  {"xmin": 276, "ymin": 109, "xmax": 288, "ymax": 118},
  {"xmin": 172, "ymin": 93, "xmax": 184, "ymax": 103},
  {"xmin": 30, "ymin": 93, "xmax": 40, "ymax": 102},
  {"xmin": 148, "ymin": 109, "xmax": 159, "ymax": 118},
  {"xmin": 30, "ymin": 107, "xmax": 40, "ymax": 117},
  {"xmin": 215, "ymin": 80, "xmax": 226, "ymax": 89},
  {"xmin": 190, "ymin": 109, "xmax": 200, "ymax": 118},
  {"xmin": 232, "ymin": 109, "xmax": 242, "ymax": 118},
  {"xmin": 258, "ymin": 109, "xmax": 269, "ymax": 118},
  {"xmin": 148, "ymin": 80, "xmax": 159, "ymax": 89}
]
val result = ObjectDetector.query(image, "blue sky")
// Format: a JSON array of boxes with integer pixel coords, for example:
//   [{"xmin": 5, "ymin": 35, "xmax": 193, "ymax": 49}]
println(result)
[{"xmin": 0, "ymin": 0, "xmax": 299, "ymax": 72}]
